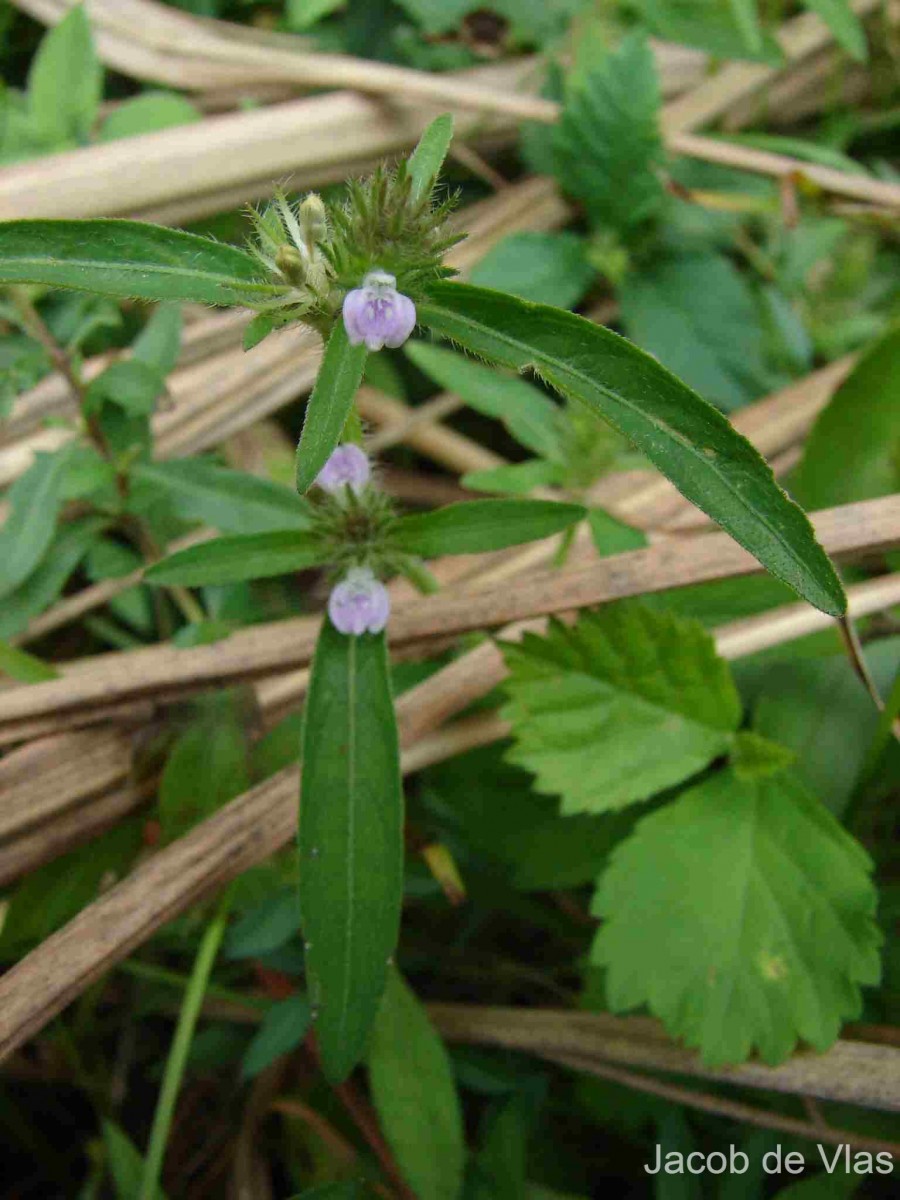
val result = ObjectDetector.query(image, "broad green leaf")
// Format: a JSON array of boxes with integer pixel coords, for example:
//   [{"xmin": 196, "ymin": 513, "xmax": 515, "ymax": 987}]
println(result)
[
  {"xmin": 133, "ymin": 459, "xmax": 313, "ymax": 534},
  {"xmin": 102, "ymin": 1121, "xmax": 168, "ymax": 1200},
  {"xmin": 158, "ymin": 699, "xmax": 251, "ymax": 839},
  {"xmin": 418, "ymin": 280, "xmax": 846, "ymax": 617},
  {"xmin": 552, "ymin": 33, "xmax": 665, "ymax": 235},
  {"xmin": 0, "ymin": 639, "xmax": 59, "ymax": 683},
  {"xmin": 299, "ymin": 622, "xmax": 403, "ymax": 1081},
  {"xmin": 802, "ymin": 0, "xmax": 867, "ymax": 61},
  {"xmin": 145, "ymin": 531, "xmax": 327, "ymax": 587},
  {"xmin": 295, "ymin": 320, "xmax": 367, "ymax": 493},
  {"xmin": 0, "ymin": 449, "xmax": 72, "ymax": 597},
  {"xmin": 470, "ymin": 232, "xmax": 594, "ymax": 309},
  {"xmin": 407, "ymin": 113, "xmax": 454, "ymax": 203},
  {"xmin": 368, "ymin": 970, "xmax": 465, "ymax": 1200},
  {"xmin": 99, "ymin": 92, "xmax": 202, "ymax": 141},
  {"xmin": 502, "ymin": 604, "xmax": 741, "ymax": 814},
  {"xmin": 406, "ymin": 341, "xmax": 566, "ymax": 461},
  {"xmin": 84, "ymin": 359, "xmax": 166, "ymax": 416},
  {"xmin": 0, "ymin": 516, "xmax": 107, "ymax": 640},
  {"xmin": 28, "ymin": 4, "xmax": 101, "ymax": 147},
  {"xmin": 0, "ymin": 221, "xmax": 280, "ymax": 305},
  {"xmin": 241, "ymin": 993, "xmax": 311, "ymax": 1079},
  {"xmin": 792, "ymin": 324, "xmax": 900, "ymax": 510},
  {"xmin": 618, "ymin": 251, "xmax": 781, "ymax": 412},
  {"xmin": 393, "ymin": 499, "xmax": 585, "ymax": 557},
  {"xmin": 592, "ymin": 767, "xmax": 881, "ymax": 1065}
]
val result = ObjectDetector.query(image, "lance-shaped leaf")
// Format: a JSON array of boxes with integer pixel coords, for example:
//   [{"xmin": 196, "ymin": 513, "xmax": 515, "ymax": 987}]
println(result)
[
  {"xmin": 0, "ymin": 448, "xmax": 72, "ymax": 598},
  {"xmin": 392, "ymin": 498, "xmax": 586, "ymax": 557},
  {"xmin": 407, "ymin": 113, "xmax": 454, "ymax": 203},
  {"xmin": 417, "ymin": 281, "xmax": 846, "ymax": 617},
  {"xmin": 591, "ymin": 766, "xmax": 881, "ymax": 1066},
  {"xmin": 295, "ymin": 321, "xmax": 368, "ymax": 494},
  {"xmin": 0, "ymin": 220, "xmax": 282, "ymax": 305},
  {"xmin": 501, "ymin": 603, "xmax": 741, "ymax": 814},
  {"xmin": 368, "ymin": 969, "xmax": 466, "ymax": 1200},
  {"xmin": 299, "ymin": 622, "xmax": 403, "ymax": 1082},
  {"xmin": 145, "ymin": 531, "xmax": 328, "ymax": 587}
]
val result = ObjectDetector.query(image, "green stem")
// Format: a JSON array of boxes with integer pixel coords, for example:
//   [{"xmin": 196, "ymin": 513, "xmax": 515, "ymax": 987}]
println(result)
[{"xmin": 138, "ymin": 897, "xmax": 230, "ymax": 1200}]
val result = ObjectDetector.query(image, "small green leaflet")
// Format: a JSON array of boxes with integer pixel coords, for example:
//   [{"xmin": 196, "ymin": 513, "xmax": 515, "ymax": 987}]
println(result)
[
  {"xmin": 368, "ymin": 969, "xmax": 466, "ymax": 1200},
  {"xmin": 0, "ymin": 448, "xmax": 72, "ymax": 598},
  {"xmin": 501, "ymin": 604, "xmax": 741, "ymax": 814},
  {"xmin": 28, "ymin": 3, "xmax": 101, "ymax": 147},
  {"xmin": 295, "ymin": 320, "xmax": 368, "ymax": 494},
  {"xmin": 298, "ymin": 622, "xmax": 403, "ymax": 1082},
  {"xmin": 407, "ymin": 114, "xmax": 454, "ymax": 203},
  {"xmin": 133, "ymin": 459, "xmax": 314, "ymax": 534},
  {"xmin": 393, "ymin": 499, "xmax": 586, "ymax": 557},
  {"xmin": 0, "ymin": 221, "xmax": 281, "ymax": 306},
  {"xmin": 241, "ymin": 993, "xmax": 311, "ymax": 1079},
  {"xmin": 552, "ymin": 33, "xmax": 665, "ymax": 236},
  {"xmin": 591, "ymin": 766, "xmax": 881, "ymax": 1066},
  {"xmin": 418, "ymin": 280, "xmax": 846, "ymax": 617},
  {"xmin": 145, "ymin": 531, "xmax": 328, "ymax": 587}
]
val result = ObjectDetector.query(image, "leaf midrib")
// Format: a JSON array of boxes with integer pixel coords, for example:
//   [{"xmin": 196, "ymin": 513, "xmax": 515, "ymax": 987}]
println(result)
[{"xmin": 0, "ymin": 254, "xmax": 279, "ymax": 294}]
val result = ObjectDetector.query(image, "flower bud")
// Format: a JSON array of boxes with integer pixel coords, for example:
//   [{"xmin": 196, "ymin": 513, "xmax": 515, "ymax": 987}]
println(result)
[
  {"xmin": 275, "ymin": 244, "xmax": 306, "ymax": 284},
  {"xmin": 315, "ymin": 443, "xmax": 370, "ymax": 496},
  {"xmin": 328, "ymin": 567, "xmax": 390, "ymax": 635},
  {"xmin": 342, "ymin": 270, "xmax": 416, "ymax": 352},
  {"xmin": 299, "ymin": 193, "xmax": 328, "ymax": 246}
]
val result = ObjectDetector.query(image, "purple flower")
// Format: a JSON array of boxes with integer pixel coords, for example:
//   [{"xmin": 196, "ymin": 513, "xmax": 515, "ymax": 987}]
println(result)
[
  {"xmin": 315, "ymin": 443, "xmax": 371, "ymax": 496},
  {"xmin": 342, "ymin": 270, "xmax": 416, "ymax": 352},
  {"xmin": 328, "ymin": 567, "xmax": 390, "ymax": 636}
]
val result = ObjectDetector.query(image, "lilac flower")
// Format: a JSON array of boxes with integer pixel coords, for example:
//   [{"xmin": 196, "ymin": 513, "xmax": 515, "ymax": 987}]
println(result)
[
  {"xmin": 315, "ymin": 443, "xmax": 371, "ymax": 496},
  {"xmin": 342, "ymin": 270, "xmax": 416, "ymax": 352},
  {"xmin": 328, "ymin": 567, "xmax": 390, "ymax": 636}
]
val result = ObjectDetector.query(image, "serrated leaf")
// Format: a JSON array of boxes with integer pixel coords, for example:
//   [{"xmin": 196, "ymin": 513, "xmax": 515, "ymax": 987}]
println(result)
[
  {"xmin": 295, "ymin": 320, "xmax": 367, "ymax": 494},
  {"xmin": 591, "ymin": 767, "xmax": 881, "ymax": 1065},
  {"xmin": 618, "ymin": 251, "xmax": 782, "ymax": 412},
  {"xmin": 368, "ymin": 969, "xmax": 465, "ymax": 1200},
  {"xmin": 407, "ymin": 114, "xmax": 454, "ymax": 203},
  {"xmin": 406, "ymin": 341, "xmax": 565, "ymax": 461},
  {"xmin": 28, "ymin": 4, "xmax": 101, "ymax": 147},
  {"xmin": 502, "ymin": 603, "xmax": 741, "ymax": 814},
  {"xmin": 0, "ymin": 448, "xmax": 72, "ymax": 598},
  {"xmin": 418, "ymin": 281, "xmax": 846, "ymax": 617},
  {"xmin": 393, "ymin": 499, "xmax": 585, "ymax": 557},
  {"xmin": 470, "ymin": 232, "xmax": 594, "ymax": 309},
  {"xmin": 298, "ymin": 622, "xmax": 403, "ymax": 1081},
  {"xmin": 241, "ymin": 993, "xmax": 311, "ymax": 1079},
  {"xmin": 133, "ymin": 459, "xmax": 313, "ymax": 534},
  {"xmin": 0, "ymin": 221, "xmax": 280, "ymax": 305},
  {"xmin": 552, "ymin": 33, "xmax": 665, "ymax": 235},
  {"xmin": 145, "ymin": 531, "xmax": 327, "ymax": 587},
  {"xmin": 792, "ymin": 324, "xmax": 900, "ymax": 510}
]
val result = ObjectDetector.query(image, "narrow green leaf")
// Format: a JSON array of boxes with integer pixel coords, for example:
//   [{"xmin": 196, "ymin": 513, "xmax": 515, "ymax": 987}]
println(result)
[
  {"xmin": 407, "ymin": 113, "xmax": 454, "ymax": 202},
  {"xmin": 133, "ymin": 459, "xmax": 313, "ymax": 534},
  {"xmin": 132, "ymin": 304, "xmax": 183, "ymax": 375},
  {"xmin": 502, "ymin": 603, "xmax": 741, "ymax": 814},
  {"xmin": 241, "ymin": 993, "xmax": 311, "ymax": 1079},
  {"xmin": 299, "ymin": 622, "xmax": 403, "ymax": 1082},
  {"xmin": 802, "ymin": 0, "xmax": 867, "ymax": 61},
  {"xmin": 102, "ymin": 1121, "xmax": 168, "ymax": 1200},
  {"xmin": 418, "ymin": 280, "xmax": 846, "ymax": 617},
  {"xmin": 728, "ymin": 0, "xmax": 763, "ymax": 53},
  {"xmin": 0, "ymin": 221, "xmax": 280, "ymax": 305},
  {"xmin": 0, "ymin": 449, "xmax": 72, "ymax": 598},
  {"xmin": 296, "ymin": 321, "xmax": 368, "ymax": 494},
  {"xmin": 393, "ymin": 499, "xmax": 585, "ymax": 557},
  {"xmin": 592, "ymin": 766, "xmax": 881, "ymax": 1065},
  {"xmin": 145, "ymin": 531, "xmax": 327, "ymax": 587},
  {"xmin": 792, "ymin": 323, "xmax": 900, "ymax": 510},
  {"xmin": 0, "ymin": 639, "xmax": 59, "ymax": 683},
  {"xmin": 85, "ymin": 359, "xmax": 166, "ymax": 416},
  {"xmin": 463, "ymin": 460, "xmax": 563, "ymax": 496},
  {"xmin": 368, "ymin": 969, "xmax": 466, "ymax": 1200},
  {"xmin": 28, "ymin": 4, "xmax": 101, "ymax": 146}
]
